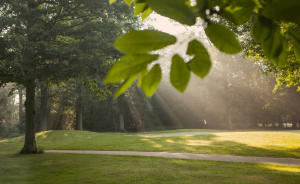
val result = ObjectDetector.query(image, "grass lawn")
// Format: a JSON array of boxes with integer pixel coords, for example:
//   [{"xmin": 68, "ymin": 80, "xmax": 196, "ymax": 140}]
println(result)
[
  {"xmin": 1, "ymin": 130, "xmax": 300, "ymax": 158},
  {"xmin": 0, "ymin": 152, "xmax": 300, "ymax": 184},
  {"xmin": 1, "ymin": 130, "xmax": 300, "ymax": 183}
]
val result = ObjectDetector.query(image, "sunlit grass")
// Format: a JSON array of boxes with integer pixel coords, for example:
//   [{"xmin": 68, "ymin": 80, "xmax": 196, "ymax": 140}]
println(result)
[
  {"xmin": 135, "ymin": 129, "xmax": 221, "ymax": 134},
  {"xmin": 1, "ymin": 130, "xmax": 300, "ymax": 158},
  {"xmin": 36, "ymin": 131, "xmax": 50, "ymax": 139},
  {"xmin": 0, "ymin": 152, "xmax": 300, "ymax": 184},
  {"xmin": 261, "ymin": 164, "xmax": 300, "ymax": 173}
]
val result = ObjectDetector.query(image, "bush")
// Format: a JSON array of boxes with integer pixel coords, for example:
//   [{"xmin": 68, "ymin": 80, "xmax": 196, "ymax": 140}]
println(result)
[
  {"xmin": 0, "ymin": 121, "xmax": 20, "ymax": 138},
  {"xmin": 37, "ymin": 146, "xmax": 45, "ymax": 154}
]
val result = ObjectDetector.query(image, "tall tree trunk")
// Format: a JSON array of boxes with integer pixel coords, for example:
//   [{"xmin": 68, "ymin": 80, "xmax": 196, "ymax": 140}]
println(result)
[
  {"xmin": 39, "ymin": 81, "xmax": 48, "ymax": 131},
  {"xmin": 10, "ymin": 95, "xmax": 15, "ymax": 124},
  {"xmin": 109, "ymin": 92, "xmax": 117, "ymax": 132},
  {"xmin": 57, "ymin": 111, "xmax": 64, "ymax": 130},
  {"xmin": 227, "ymin": 110, "xmax": 233, "ymax": 130},
  {"xmin": 76, "ymin": 96, "xmax": 83, "ymax": 130},
  {"xmin": 118, "ymin": 94, "xmax": 125, "ymax": 132},
  {"xmin": 119, "ymin": 109, "xmax": 125, "ymax": 132},
  {"xmin": 19, "ymin": 88, "xmax": 23, "ymax": 123},
  {"xmin": 271, "ymin": 120, "xmax": 275, "ymax": 128},
  {"xmin": 20, "ymin": 81, "xmax": 37, "ymax": 154},
  {"xmin": 222, "ymin": 63, "xmax": 233, "ymax": 130},
  {"xmin": 292, "ymin": 116, "xmax": 297, "ymax": 129},
  {"xmin": 278, "ymin": 115, "xmax": 283, "ymax": 128},
  {"xmin": 113, "ymin": 117, "xmax": 117, "ymax": 132}
]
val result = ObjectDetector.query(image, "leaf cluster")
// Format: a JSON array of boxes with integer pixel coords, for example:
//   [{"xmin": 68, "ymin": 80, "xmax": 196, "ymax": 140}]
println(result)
[{"xmin": 107, "ymin": 0, "xmax": 300, "ymax": 97}]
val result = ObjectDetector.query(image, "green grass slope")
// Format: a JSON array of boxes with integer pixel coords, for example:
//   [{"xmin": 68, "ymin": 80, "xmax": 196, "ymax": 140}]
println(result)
[{"xmin": 1, "ymin": 130, "xmax": 300, "ymax": 158}]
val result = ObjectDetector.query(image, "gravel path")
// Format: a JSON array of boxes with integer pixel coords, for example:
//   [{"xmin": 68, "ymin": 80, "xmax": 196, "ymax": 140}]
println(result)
[{"xmin": 45, "ymin": 150, "xmax": 300, "ymax": 166}]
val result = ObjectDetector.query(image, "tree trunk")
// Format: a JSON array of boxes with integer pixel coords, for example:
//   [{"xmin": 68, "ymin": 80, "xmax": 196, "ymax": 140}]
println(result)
[
  {"xmin": 271, "ymin": 120, "xmax": 275, "ymax": 128},
  {"xmin": 113, "ymin": 117, "xmax": 117, "ymax": 132},
  {"xmin": 10, "ymin": 95, "xmax": 15, "ymax": 124},
  {"xmin": 222, "ymin": 63, "xmax": 233, "ymax": 130},
  {"xmin": 57, "ymin": 111, "xmax": 64, "ymax": 130},
  {"xmin": 118, "ymin": 94, "xmax": 125, "ymax": 132},
  {"xmin": 76, "ymin": 96, "xmax": 83, "ymax": 130},
  {"xmin": 19, "ymin": 88, "xmax": 23, "ymax": 123},
  {"xmin": 227, "ymin": 110, "xmax": 233, "ymax": 130},
  {"xmin": 39, "ymin": 82, "xmax": 48, "ymax": 131},
  {"xmin": 278, "ymin": 115, "xmax": 283, "ymax": 128},
  {"xmin": 20, "ymin": 81, "xmax": 37, "ymax": 154},
  {"xmin": 291, "ymin": 116, "xmax": 296, "ymax": 129},
  {"xmin": 119, "ymin": 110, "xmax": 125, "ymax": 132}
]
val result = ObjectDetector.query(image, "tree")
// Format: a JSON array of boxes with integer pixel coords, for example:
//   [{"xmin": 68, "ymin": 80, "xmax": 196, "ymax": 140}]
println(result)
[
  {"xmin": 18, "ymin": 87, "xmax": 24, "ymax": 127},
  {"xmin": 106, "ymin": 0, "xmax": 300, "ymax": 97},
  {"xmin": 39, "ymin": 80, "xmax": 48, "ymax": 132},
  {"xmin": 0, "ymin": 0, "xmax": 133, "ymax": 153},
  {"xmin": 242, "ymin": 18, "xmax": 300, "ymax": 91}
]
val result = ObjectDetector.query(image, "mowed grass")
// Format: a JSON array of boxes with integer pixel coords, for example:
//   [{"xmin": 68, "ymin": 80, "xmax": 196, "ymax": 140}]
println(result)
[
  {"xmin": 0, "ymin": 152, "xmax": 300, "ymax": 184},
  {"xmin": 1, "ymin": 130, "xmax": 300, "ymax": 158}
]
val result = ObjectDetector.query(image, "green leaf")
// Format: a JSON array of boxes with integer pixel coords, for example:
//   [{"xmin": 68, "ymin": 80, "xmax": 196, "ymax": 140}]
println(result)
[
  {"xmin": 142, "ymin": 64, "xmax": 161, "ymax": 97},
  {"xmin": 138, "ymin": 68, "xmax": 148, "ymax": 87},
  {"xmin": 261, "ymin": 0, "xmax": 300, "ymax": 24},
  {"xmin": 252, "ymin": 16, "xmax": 272, "ymax": 43},
  {"xmin": 124, "ymin": 0, "xmax": 134, "ymax": 6},
  {"xmin": 114, "ymin": 30, "xmax": 176, "ymax": 54},
  {"xmin": 272, "ymin": 36, "xmax": 288, "ymax": 67},
  {"xmin": 109, "ymin": 0, "xmax": 117, "ymax": 4},
  {"xmin": 170, "ymin": 54, "xmax": 190, "ymax": 93},
  {"xmin": 252, "ymin": 0, "xmax": 263, "ymax": 9},
  {"xmin": 135, "ymin": 0, "xmax": 147, "ymax": 2},
  {"xmin": 263, "ymin": 26, "xmax": 284, "ymax": 61},
  {"xmin": 188, "ymin": 55, "xmax": 211, "ymax": 79},
  {"xmin": 142, "ymin": 7, "xmax": 153, "ymax": 20},
  {"xmin": 147, "ymin": 0, "xmax": 196, "ymax": 26},
  {"xmin": 134, "ymin": 3, "xmax": 150, "ymax": 16},
  {"xmin": 288, "ymin": 30, "xmax": 300, "ymax": 63},
  {"xmin": 220, "ymin": 0, "xmax": 254, "ymax": 26},
  {"xmin": 105, "ymin": 54, "xmax": 159, "ymax": 83},
  {"xmin": 114, "ymin": 74, "xmax": 139, "ymax": 99},
  {"xmin": 186, "ymin": 40, "xmax": 211, "ymax": 79},
  {"xmin": 186, "ymin": 39, "xmax": 207, "ymax": 56},
  {"xmin": 205, "ymin": 23, "xmax": 242, "ymax": 54},
  {"xmin": 191, "ymin": 5, "xmax": 205, "ymax": 19},
  {"xmin": 197, "ymin": 0, "xmax": 227, "ymax": 9}
]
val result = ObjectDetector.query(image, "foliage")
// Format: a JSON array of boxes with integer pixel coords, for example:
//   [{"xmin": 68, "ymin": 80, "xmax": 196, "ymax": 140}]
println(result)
[
  {"xmin": 243, "ymin": 17, "xmax": 300, "ymax": 91},
  {"xmin": 107, "ymin": 0, "xmax": 300, "ymax": 96},
  {"xmin": 0, "ymin": 84, "xmax": 20, "ymax": 138}
]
